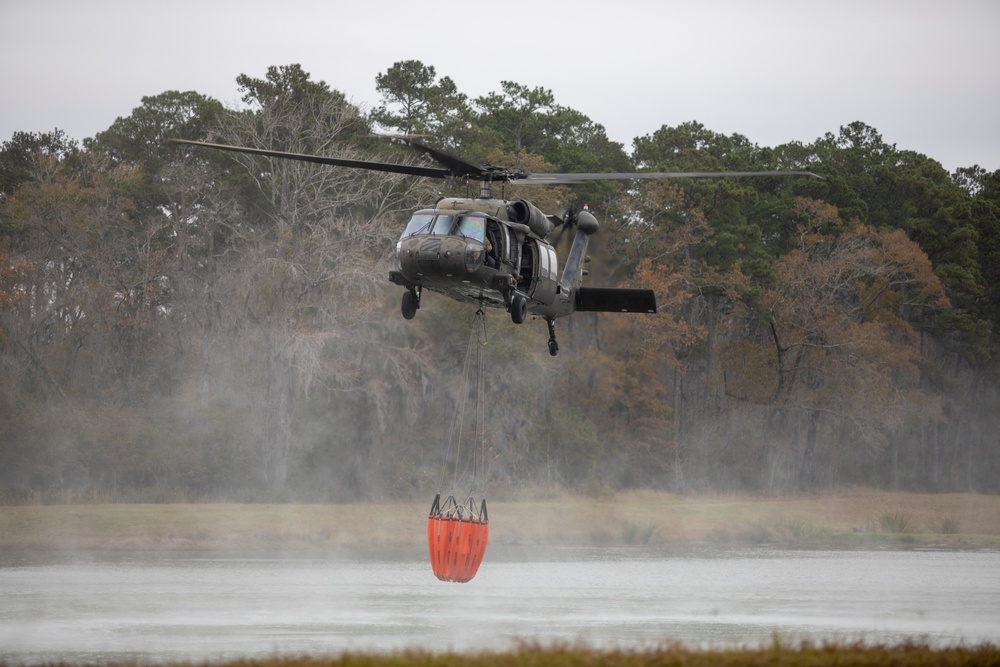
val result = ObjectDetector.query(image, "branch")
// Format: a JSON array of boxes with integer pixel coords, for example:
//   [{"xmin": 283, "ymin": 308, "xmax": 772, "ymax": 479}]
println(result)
[{"xmin": 17, "ymin": 340, "xmax": 68, "ymax": 401}]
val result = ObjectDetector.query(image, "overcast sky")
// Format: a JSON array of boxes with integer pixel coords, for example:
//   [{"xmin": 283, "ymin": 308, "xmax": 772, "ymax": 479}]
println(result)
[{"xmin": 3, "ymin": 0, "xmax": 998, "ymax": 172}]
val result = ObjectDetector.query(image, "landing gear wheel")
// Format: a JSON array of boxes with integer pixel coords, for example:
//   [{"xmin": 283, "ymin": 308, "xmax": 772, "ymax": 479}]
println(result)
[
  {"xmin": 401, "ymin": 290, "xmax": 418, "ymax": 320},
  {"xmin": 546, "ymin": 318, "xmax": 559, "ymax": 356},
  {"xmin": 510, "ymin": 295, "xmax": 527, "ymax": 324}
]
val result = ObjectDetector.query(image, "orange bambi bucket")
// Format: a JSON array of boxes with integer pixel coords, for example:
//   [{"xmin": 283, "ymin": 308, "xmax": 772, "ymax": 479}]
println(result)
[{"xmin": 427, "ymin": 493, "xmax": 489, "ymax": 583}]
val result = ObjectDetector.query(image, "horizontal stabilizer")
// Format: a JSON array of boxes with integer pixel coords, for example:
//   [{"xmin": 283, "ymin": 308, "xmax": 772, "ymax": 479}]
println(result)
[{"xmin": 575, "ymin": 287, "xmax": 657, "ymax": 313}]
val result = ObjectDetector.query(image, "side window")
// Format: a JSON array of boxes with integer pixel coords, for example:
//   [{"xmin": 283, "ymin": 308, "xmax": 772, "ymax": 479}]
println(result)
[
  {"xmin": 543, "ymin": 246, "xmax": 558, "ymax": 280},
  {"xmin": 538, "ymin": 243, "xmax": 550, "ymax": 278},
  {"xmin": 456, "ymin": 216, "xmax": 485, "ymax": 242}
]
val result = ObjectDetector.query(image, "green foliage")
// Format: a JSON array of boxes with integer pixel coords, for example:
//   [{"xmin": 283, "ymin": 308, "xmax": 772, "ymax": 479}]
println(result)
[
  {"xmin": 371, "ymin": 60, "xmax": 469, "ymax": 141},
  {"xmin": 0, "ymin": 129, "xmax": 79, "ymax": 199},
  {"xmin": 631, "ymin": 121, "xmax": 818, "ymax": 286},
  {"xmin": 88, "ymin": 90, "xmax": 224, "ymax": 170}
]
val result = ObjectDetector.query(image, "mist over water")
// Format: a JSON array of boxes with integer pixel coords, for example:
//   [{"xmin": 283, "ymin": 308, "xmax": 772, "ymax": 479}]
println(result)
[{"xmin": 2, "ymin": 546, "xmax": 998, "ymax": 663}]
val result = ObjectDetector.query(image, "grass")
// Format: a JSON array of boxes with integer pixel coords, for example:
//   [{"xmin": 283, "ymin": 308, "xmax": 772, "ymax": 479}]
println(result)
[
  {"xmin": 2, "ymin": 641, "xmax": 993, "ymax": 666},
  {"xmin": 621, "ymin": 519, "xmax": 659, "ymax": 545},
  {"xmin": 937, "ymin": 515, "xmax": 961, "ymax": 534},
  {"xmin": 877, "ymin": 508, "xmax": 914, "ymax": 534},
  {"xmin": 2, "ymin": 490, "xmax": 999, "ymax": 552},
  {"xmin": 778, "ymin": 518, "xmax": 827, "ymax": 542}
]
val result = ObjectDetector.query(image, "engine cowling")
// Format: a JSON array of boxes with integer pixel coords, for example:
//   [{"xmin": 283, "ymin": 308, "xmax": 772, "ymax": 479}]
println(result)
[{"xmin": 507, "ymin": 199, "xmax": 553, "ymax": 238}]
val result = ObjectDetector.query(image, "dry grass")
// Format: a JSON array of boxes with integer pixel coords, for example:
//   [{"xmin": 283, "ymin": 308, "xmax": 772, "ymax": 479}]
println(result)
[
  {"xmin": 3, "ymin": 641, "xmax": 993, "ymax": 667},
  {"xmin": 2, "ymin": 490, "xmax": 999, "ymax": 552}
]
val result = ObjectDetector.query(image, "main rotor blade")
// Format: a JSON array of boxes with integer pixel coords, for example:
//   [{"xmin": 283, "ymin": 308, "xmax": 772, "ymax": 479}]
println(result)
[
  {"xmin": 513, "ymin": 170, "xmax": 825, "ymax": 184},
  {"xmin": 381, "ymin": 135, "xmax": 493, "ymax": 180},
  {"xmin": 168, "ymin": 139, "xmax": 453, "ymax": 179},
  {"xmin": 170, "ymin": 138, "xmax": 825, "ymax": 184}
]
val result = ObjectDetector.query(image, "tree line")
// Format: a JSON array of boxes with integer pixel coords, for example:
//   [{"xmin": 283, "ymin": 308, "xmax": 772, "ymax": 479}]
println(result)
[{"xmin": 2, "ymin": 61, "xmax": 998, "ymax": 502}]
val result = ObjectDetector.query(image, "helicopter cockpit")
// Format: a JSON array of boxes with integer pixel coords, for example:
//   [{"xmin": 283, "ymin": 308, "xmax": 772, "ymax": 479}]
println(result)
[{"xmin": 395, "ymin": 210, "xmax": 506, "ymax": 283}]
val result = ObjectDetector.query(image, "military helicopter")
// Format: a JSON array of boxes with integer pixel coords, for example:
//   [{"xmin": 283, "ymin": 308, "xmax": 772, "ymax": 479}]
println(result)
[{"xmin": 170, "ymin": 136, "xmax": 821, "ymax": 355}]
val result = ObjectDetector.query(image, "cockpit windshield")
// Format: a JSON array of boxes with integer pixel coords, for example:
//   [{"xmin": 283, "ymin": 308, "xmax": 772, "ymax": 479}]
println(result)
[
  {"xmin": 400, "ymin": 212, "xmax": 457, "ymax": 238},
  {"xmin": 430, "ymin": 214, "xmax": 455, "ymax": 235},
  {"xmin": 401, "ymin": 212, "xmax": 487, "ymax": 242},
  {"xmin": 401, "ymin": 213, "xmax": 434, "ymax": 237}
]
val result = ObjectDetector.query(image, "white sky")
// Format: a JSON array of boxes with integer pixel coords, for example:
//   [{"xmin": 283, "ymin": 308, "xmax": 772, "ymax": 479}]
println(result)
[{"xmin": 2, "ymin": 0, "xmax": 998, "ymax": 172}]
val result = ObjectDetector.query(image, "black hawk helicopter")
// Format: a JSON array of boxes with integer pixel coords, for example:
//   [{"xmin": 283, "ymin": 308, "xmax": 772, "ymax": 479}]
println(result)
[{"xmin": 170, "ymin": 137, "xmax": 821, "ymax": 355}]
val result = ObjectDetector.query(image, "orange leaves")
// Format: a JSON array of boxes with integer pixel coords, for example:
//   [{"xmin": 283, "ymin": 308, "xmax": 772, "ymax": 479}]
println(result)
[
  {"xmin": 777, "ymin": 199, "xmax": 949, "ymax": 335},
  {"xmin": 0, "ymin": 254, "xmax": 31, "ymax": 309},
  {"xmin": 792, "ymin": 196, "xmax": 848, "ymax": 243},
  {"xmin": 717, "ymin": 339, "xmax": 779, "ymax": 402},
  {"xmin": 727, "ymin": 198, "xmax": 951, "ymax": 448},
  {"xmin": 629, "ymin": 258, "xmax": 701, "ymax": 364},
  {"xmin": 614, "ymin": 181, "xmax": 710, "ymax": 268},
  {"xmin": 0, "ymin": 253, "xmax": 31, "ymax": 342}
]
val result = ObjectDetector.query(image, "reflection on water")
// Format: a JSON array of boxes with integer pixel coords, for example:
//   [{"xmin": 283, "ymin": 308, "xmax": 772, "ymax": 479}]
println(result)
[{"xmin": 1, "ymin": 546, "xmax": 998, "ymax": 663}]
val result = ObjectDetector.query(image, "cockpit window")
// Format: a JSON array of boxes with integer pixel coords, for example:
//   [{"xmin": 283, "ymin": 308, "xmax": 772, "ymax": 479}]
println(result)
[
  {"xmin": 430, "ymin": 214, "xmax": 455, "ymax": 235},
  {"xmin": 456, "ymin": 215, "xmax": 486, "ymax": 243},
  {"xmin": 401, "ymin": 212, "xmax": 476, "ymax": 240},
  {"xmin": 400, "ymin": 212, "xmax": 458, "ymax": 238},
  {"xmin": 401, "ymin": 213, "xmax": 434, "ymax": 237}
]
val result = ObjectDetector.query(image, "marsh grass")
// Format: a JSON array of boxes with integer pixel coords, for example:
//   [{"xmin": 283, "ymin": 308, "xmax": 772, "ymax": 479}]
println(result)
[
  {"xmin": 745, "ymin": 521, "xmax": 772, "ymax": 543},
  {"xmin": 23, "ymin": 641, "xmax": 996, "ymax": 666},
  {"xmin": 935, "ymin": 515, "xmax": 960, "ymax": 535},
  {"xmin": 779, "ymin": 518, "xmax": 827, "ymax": 542},
  {"xmin": 878, "ymin": 508, "xmax": 914, "ymax": 534},
  {"xmin": 620, "ymin": 520, "xmax": 658, "ymax": 545},
  {"xmin": 3, "ymin": 491, "xmax": 999, "ymax": 551}
]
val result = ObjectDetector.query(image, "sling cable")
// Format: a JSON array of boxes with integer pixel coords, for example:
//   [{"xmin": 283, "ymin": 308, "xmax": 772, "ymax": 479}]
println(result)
[{"xmin": 427, "ymin": 309, "xmax": 490, "ymax": 583}]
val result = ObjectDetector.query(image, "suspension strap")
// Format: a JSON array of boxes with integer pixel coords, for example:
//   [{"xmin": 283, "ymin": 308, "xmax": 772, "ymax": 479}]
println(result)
[
  {"xmin": 448, "ymin": 309, "xmax": 489, "ymax": 494},
  {"xmin": 471, "ymin": 309, "xmax": 488, "ymax": 494}
]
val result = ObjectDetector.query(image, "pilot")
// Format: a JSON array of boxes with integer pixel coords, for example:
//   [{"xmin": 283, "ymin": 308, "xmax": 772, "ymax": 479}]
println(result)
[{"xmin": 484, "ymin": 222, "xmax": 500, "ymax": 268}]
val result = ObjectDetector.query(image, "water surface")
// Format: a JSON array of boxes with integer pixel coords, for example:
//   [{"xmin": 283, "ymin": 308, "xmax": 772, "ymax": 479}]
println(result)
[{"xmin": 1, "ymin": 546, "xmax": 997, "ymax": 663}]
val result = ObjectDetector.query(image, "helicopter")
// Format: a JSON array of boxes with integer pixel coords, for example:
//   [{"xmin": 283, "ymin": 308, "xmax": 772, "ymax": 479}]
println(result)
[{"xmin": 170, "ymin": 136, "xmax": 822, "ymax": 355}]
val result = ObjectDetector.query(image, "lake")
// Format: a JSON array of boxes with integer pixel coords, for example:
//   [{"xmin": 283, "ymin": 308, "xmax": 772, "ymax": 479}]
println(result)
[{"xmin": 1, "ymin": 546, "xmax": 998, "ymax": 663}]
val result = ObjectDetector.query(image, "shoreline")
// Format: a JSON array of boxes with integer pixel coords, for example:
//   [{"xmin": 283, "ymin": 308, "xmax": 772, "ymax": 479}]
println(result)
[{"xmin": 2, "ymin": 490, "xmax": 999, "ymax": 553}]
